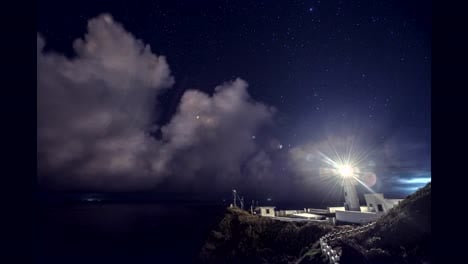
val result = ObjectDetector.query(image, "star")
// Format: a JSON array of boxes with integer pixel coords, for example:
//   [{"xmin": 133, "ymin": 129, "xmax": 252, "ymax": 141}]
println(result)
[{"xmin": 38, "ymin": 0, "xmax": 431, "ymax": 201}]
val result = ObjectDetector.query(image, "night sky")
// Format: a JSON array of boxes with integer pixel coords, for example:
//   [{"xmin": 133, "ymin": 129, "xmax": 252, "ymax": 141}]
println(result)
[{"xmin": 37, "ymin": 0, "xmax": 431, "ymax": 203}]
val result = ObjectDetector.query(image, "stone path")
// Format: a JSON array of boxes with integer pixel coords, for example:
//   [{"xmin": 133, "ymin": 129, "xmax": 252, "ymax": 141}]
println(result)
[{"xmin": 319, "ymin": 222, "xmax": 376, "ymax": 264}]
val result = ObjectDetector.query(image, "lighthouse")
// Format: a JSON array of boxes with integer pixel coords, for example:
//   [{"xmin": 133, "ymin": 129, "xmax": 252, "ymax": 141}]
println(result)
[
  {"xmin": 343, "ymin": 177, "xmax": 360, "ymax": 211},
  {"xmin": 338, "ymin": 164, "xmax": 361, "ymax": 211}
]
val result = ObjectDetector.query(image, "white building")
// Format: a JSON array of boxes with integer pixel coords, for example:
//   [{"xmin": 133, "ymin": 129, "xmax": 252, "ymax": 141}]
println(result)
[
  {"xmin": 328, "ymin": 206, "xmax": 369, "ymax": 213},
  {"xmin": 335, "ymin": 209, "xmax": 382, "ymax": 224},
  {"xmin": 292, "ymin": 213, "xmax": 325, "ymax": 220},
  {"xmin": 343, "ymin": 177, "xmax": 360, "ymax": 211},
  {"xmin": 275, "ymin": 209, "xmax": 303, "ymax": 217},
  {"xmin": 254, "ymin": 206, "xmax": 276, "ymax": 217},
  {"xmin": 335, "ymin": 193, "xmax": 403, "ymax": 224},
  {"xmin": 364, "ymin": 193, "xmax": 403, "ymax": 213}
]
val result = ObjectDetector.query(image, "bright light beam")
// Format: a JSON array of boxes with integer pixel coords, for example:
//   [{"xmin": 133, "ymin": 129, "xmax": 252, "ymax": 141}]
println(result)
[
  {"xmin": 314, "ymin": 137, "xmax": 378, "ymax": 204},
  {"xmin": 353, "ymin": 175, "xmax": 376, "ymax": 194},
  {"xmin": 338, "ymin": 164, "xmax": 354, "ymax": 177}
]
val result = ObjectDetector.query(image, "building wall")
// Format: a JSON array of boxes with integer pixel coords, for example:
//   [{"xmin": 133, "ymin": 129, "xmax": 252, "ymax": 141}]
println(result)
[
  {"xmin": 285, "ymin": 210, "xmax": 301, "ymax": 215},
  {"xmin": 276, "ymin": 209, "xmax": 303, "ymax": 216},
  {"xmin": 292, "ymin": 213, "xmax": 324, "ymax": 219},
  {"xmin": 335, "ymin": 210, "xmax": 382, "ymax": 224},
  {"xmin": 328, "ymin": 206, "xmax": 368, "ymax": 213},
  {"xmin": 258, "ymin": 207, "xmax": 275, "ymax": 217},
  {"xmin": 364, "ymin": 193, "xmax": 386, "ymax": 212},
  {"xmin": 343, "ymin": 180, "xmax": 360, "ymax": 211},
  {"xmin": 365, "ymin": 194, "xmax": 403, "ymax": 213},
  {"xmin": 328, "ymin": 206, "xmax": 345, "ymax": 213},
  {"xmin": 360, "ymin": 206, "xmax": 369, "ymax": 212},
  {"xmin": 386, "ymin": 199, "xmax": 403, "ymax": 207}
]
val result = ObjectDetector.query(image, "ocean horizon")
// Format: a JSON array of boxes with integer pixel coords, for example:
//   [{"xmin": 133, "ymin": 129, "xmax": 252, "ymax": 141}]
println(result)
[{"xmin": 35, "ymin": 202, "xmax": 226, "ymax": 263}]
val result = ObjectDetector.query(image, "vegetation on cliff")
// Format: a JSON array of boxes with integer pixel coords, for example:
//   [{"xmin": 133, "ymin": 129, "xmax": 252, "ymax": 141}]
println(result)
[
  {"xmin": 198, "ymin": 183, "xmax": 430, "ymax": 264},
  {"xmin": 330, "ymin": 182, "xmax": 431, "ymax": 264},
  {"xmin": 197, "ymin": 207, "xmax": 334, "ymax": 264}
]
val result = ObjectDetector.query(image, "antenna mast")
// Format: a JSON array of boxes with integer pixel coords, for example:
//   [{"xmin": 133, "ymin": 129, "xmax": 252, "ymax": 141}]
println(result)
[
  {"xmin": 232, "ymin": 189, "xmax": 245, "ymax": 210},
  {"xmin": 232, "ymin": 189, "xmax": 237, "ymax": 207}
]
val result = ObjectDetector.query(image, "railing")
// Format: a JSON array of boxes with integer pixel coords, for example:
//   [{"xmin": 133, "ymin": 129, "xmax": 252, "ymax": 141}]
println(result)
[{"xmin": 319, "ymin": 222, "xmax": 376, "ymax": 264}]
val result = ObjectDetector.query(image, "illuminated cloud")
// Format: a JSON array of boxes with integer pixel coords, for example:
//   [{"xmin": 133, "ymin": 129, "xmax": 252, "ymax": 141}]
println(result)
[
  {"xmin": 38, "ymin": 14, "xmax": 174, "ymax": 189},
  {"xmin": 38, "ymin": 14, "xmax": 274, "ymax": 190},
  {"xmin": 157, "ymin": 79, "xmax": 275, "ymax": 188}
]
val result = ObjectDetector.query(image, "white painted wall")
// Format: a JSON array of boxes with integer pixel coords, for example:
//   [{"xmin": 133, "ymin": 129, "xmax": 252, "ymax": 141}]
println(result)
[
  {"xmin": 335, "ymin": 210, "xmax": 382, "ymax": 224},
  {"xmin": 364, "ymin": 194, "xmax": 403, "ymax": 212},
  {"xmin": 328, "ymin": 206, "xmax": 345, "ymax": 213},
  {"xmin": 275, "ymin": 209, "xmax": 302, "ymax": 216},
  {"xmin": 364, "ymin": 193, "xmax": 386, "ymax": 212},
  {"xmin": 386, "ymin": 199, "xmax": 403, "ymax": 208},
  {"xmin": 292, "ymin": 213, "xmax": 324, "ymax": 219},
  {"xmin": 256, "ymin": 207, "xmax": 275, "ymax": 217},
  {"xmin": 343, "ymin": 179, "xmax": 360, "ymax": 211},
  {"xmin": 360, "ymin": 206, "xmax": 369, "ymax": 212},
  {"xmin": 328, "ymin": 206, "xmax": 368, "ymax": 213}
]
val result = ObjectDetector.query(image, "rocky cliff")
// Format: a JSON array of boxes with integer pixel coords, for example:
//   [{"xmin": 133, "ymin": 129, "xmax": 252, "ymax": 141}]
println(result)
[{"xmin": 197, "ymin": 207, "xmax": 335, "ymax": 264}]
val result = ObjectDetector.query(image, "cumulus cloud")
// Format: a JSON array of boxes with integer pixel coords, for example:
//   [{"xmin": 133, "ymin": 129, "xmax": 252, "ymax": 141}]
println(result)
[
  {"xmin": 37, "ymin": 14, "xmax": 274, "ymax": 190},
  {"xmin": 156, "ymin": 79, "xmax": 275, "ymax": 188}
]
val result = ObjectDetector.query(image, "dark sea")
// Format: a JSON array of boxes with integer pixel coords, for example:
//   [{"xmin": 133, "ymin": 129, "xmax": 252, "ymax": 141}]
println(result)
[{"xmin": 35, "ymin": 202, "xmax": 226, "ymax": 264}]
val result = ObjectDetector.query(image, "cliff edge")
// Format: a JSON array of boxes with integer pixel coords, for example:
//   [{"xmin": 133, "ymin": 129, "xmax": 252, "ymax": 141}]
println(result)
[{"xmin": 197, "ymin": 207, "xmax": 334, "ymax": 264}]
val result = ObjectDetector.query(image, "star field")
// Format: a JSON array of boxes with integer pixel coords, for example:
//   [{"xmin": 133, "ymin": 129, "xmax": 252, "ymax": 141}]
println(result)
[{"xmin": 37, "ymin": 0, "xmax": 430, "ymax": 196}]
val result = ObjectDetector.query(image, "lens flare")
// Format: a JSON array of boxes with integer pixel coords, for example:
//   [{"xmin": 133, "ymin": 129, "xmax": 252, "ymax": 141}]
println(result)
[
  {"xmin": 313, "ymin": 137, "xmax": 379, "ymax": 204},
  {"xmin": 338, "ymin": 164, "xmax": 354, "ymax": 177},
  {"xmin": 362, "ymin": 172, "xmax": 377, "ymax": 187}
]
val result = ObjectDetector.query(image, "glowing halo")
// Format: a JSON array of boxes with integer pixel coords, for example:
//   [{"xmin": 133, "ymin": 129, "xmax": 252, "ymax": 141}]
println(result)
[
  {"xmin": 298, "ymin": 137, "xmax": 380, "ymax": 204},
  {"xmin": 338, "ymin": 164, "xmax": 355, "ymax": 177},
  {"xmin": 313, "ymin": 137, "xmax": 380, "ymax": 193}
]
